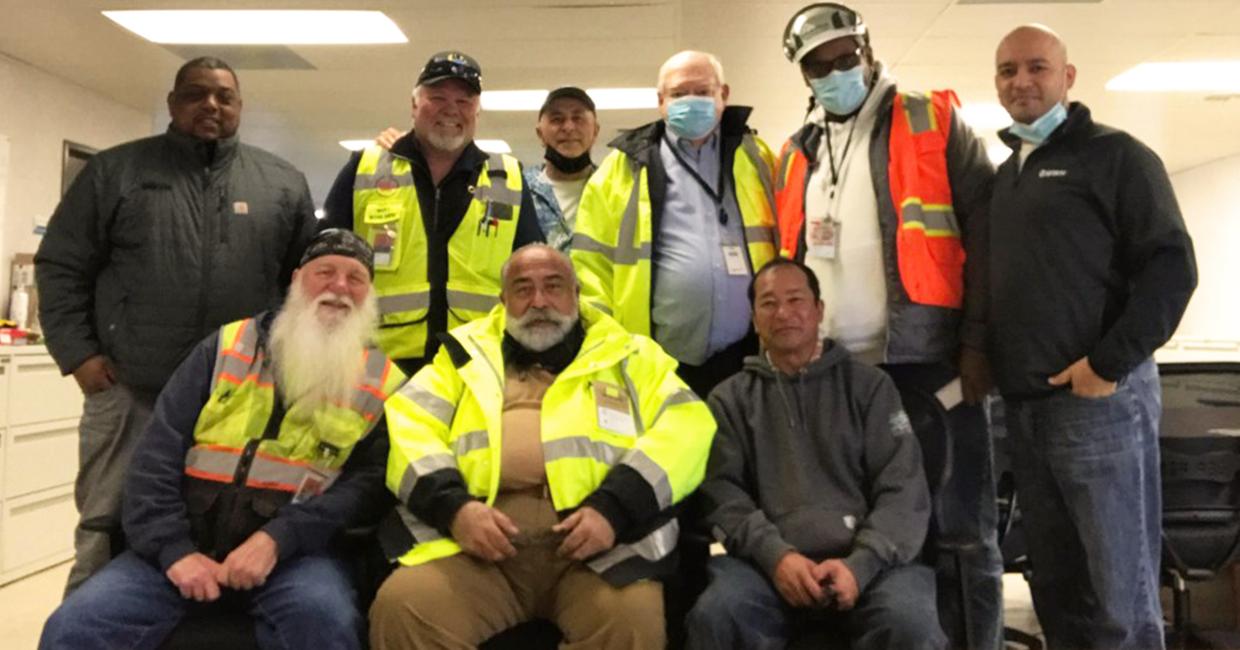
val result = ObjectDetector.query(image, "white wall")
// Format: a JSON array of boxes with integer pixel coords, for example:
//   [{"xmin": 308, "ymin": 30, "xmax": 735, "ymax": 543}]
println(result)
[
  {"xmin": 0, "ymin": 53, "xmax": 151, "ymax": 321},
  {"xmin": 1158, "ymin": 153, "xmax": 1240, "ymax": 362}
]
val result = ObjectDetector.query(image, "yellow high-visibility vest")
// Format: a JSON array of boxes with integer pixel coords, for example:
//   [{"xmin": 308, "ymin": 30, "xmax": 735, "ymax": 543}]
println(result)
[
  {"xmin": 186, "ymin": 317, "xmax": 405, "ymax": 492},
  {"xmin": 353, "ymin": 146, "xmax": 524, "ymax": 359}
]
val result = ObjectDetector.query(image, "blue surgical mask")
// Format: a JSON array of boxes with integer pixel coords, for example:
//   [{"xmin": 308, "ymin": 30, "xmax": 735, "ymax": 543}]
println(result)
[
  {"xmin": 665, "ymin": 96, "xmax": 718, "ymax": 141},
  {"xmin": 1008, "ymin": 102, "xmax": 1068, "ymax": 145},
  {"xmin": 810, "ymin": 65, "xmax": 869, "ymax": 117}
]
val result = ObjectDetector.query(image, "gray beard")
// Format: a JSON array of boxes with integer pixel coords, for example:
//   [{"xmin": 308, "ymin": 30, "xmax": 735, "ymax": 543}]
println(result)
[{"xmin": 505, "ymin": 305, "xmax": 578, "ymax": 352}]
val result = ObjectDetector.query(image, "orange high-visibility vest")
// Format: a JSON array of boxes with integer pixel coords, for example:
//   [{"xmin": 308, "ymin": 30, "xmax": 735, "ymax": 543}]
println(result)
[{"xmin": 775, "ymin": 90, "xmax": 965, "ymax": 309}]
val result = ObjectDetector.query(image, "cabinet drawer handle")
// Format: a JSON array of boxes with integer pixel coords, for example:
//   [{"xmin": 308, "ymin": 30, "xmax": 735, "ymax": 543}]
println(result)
[
  {"xmin": 16, "ymin": 362, "xmax": 60, "ymax": 374},
  {"xmin": 11, "ymin": 492, "xmax": 74, "ymax": 515}
]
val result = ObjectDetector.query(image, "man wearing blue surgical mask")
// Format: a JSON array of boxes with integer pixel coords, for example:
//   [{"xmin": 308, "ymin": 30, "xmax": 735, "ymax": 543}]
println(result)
[
  {"xmin": 573, "ymin": 50, "xmax": 778, "ymax": 398},
  {"xmin": 774, "ymin": 4, "xmax": 1002, "ymax": 649},
  {"xmin": 989, "ymin": 25, "xmax": 1196, "ymax": 650}
]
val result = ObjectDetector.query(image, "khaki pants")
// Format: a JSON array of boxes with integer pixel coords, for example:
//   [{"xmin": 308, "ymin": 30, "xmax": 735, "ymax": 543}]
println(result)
[{"xmin": 370, "ymin": 490, "xmax": 665, "ymax": 649}]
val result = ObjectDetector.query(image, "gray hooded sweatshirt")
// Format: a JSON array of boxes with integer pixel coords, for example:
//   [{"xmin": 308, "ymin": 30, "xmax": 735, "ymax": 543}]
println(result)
[{"xmin": 701, "ymin": 339, "xmax": 930, "ymax": 592}]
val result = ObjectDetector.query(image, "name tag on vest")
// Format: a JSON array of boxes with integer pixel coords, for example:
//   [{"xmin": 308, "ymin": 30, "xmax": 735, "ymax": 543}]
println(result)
[{"xmin": 594, "ymin": 382, "xmax": 636, "ymax": 436}]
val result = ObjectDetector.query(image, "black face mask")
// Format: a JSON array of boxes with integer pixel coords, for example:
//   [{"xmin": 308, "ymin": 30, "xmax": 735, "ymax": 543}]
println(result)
[{"xmin": 544, "ymin": 146, "xmax": 594, "ymax": 174}]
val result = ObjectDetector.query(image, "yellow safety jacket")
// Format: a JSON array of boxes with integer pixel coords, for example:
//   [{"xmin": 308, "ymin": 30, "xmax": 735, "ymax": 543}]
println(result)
[
  {"xmin": 352, "ymin": 145, "xmax": 524, "ymax": 360},
  {"xmin": 571, "ymin": 116, "xmax": 778, "ymax": 337},
  {"xmin": 185, "ymin": 317, "xmax": 405, "ymax": 493},
  {"xmin": 383, "ymin": 303, "xmax": 716, "ymax": 585}
]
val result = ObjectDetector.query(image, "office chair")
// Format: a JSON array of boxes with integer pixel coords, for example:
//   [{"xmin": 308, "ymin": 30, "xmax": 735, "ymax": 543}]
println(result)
[{"xmin": 1158, "ymin": 362, "xmax": 1240, "ymax": 650}]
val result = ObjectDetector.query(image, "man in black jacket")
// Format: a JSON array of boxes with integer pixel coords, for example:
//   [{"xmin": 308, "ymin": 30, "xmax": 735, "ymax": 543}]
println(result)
[
  {"xmin": 989, "ymin": 25, "xmax": 1197, "ymax": 650},
  {"xmin": 39, "ymin": 230, "xmax": 403, "ymax": 650},
  {"xmin": 321, "ymin": 51, "xmax": 542, "ymax": 376},
  {"xmin": 35, "ymin": 57, "xmax": 317, "ymax": 593}
]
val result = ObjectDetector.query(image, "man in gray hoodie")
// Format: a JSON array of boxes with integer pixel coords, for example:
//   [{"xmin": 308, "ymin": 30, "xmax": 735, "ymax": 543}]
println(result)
[{"xmin": 685, "ymin": 258, "xmax": 944, "ymax": 650}]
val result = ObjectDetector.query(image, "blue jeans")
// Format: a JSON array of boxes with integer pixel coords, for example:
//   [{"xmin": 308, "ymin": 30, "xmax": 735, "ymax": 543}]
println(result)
[
  {"xmin": 685, "ymin": 555, "xmax": 946, "ymax": 650},
  {"xmin": 40, "ymin": 550, "xmax": 363, "ymax": 650},
  {"xmin": 1005, "ymin": 358, "xmax": 1164, "ymax": 650},
  {"xmin": 882, "ymin": 363, "xmax": 1004, "ymax": 650}
]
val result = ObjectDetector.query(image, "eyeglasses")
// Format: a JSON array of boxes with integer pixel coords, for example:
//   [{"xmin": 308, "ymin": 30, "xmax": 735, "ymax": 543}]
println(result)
[{"xmin": 800, "ymin": 48, "xmax": 865, "ymax": 80}]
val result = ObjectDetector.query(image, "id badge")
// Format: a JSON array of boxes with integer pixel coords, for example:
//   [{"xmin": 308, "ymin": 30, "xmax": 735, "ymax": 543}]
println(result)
[
  {"xmin": 593, "ymin": 382, "xmax": 636, "ymax": 436},
  {"xmin": 808, "ymin": 214, "xmax": 840, "ymax": 260},
  {"xmin": 291, "ymin": 467, "xmax": 329, "ymax": 505},
  {"xmin": 370, "ymin": 224, "xmax": 398, "ymax": 270},
  {"xmin": 722, "ymin": 245, "xmax": 749, "ymax": 276}
]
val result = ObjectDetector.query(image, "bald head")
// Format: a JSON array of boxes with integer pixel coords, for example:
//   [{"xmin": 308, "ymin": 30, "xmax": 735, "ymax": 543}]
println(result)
[{"xmin": 995, "ymin": 23, "xmax": 1075, "ymax": 124}]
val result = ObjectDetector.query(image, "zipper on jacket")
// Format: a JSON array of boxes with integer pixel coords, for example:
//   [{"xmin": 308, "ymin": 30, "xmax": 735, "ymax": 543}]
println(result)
[
  {"xmin": 197, "ymin": 166, "xmax": 213, "ymax": 340},
  {"xmin": 218, "ymin": 185, "xmax": 229, "ymax": 244}
]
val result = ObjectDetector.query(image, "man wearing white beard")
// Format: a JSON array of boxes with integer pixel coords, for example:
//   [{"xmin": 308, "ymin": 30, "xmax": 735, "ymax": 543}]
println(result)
[
  {"xmin": 369, "ymin": 244, "xmax": 717, "ymax": 649},
  {"xmin": 321, "ymin": 50, "xmax": 543, "ymax": 378},
  {"xmin": 41, "ymin": 229, "xmax": 406, "ymax": 650}
]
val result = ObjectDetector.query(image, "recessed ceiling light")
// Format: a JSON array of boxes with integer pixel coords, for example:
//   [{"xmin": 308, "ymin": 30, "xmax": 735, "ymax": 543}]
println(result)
[
  {"xmin": 102, "ymin": 10, "xmax": 407, "ymax": 45},
  {"xmin": 479, "ymin": 88, "xmax": 659, "ymax": 111},
  {"xmin": 1107, "ymin": 61, "xmax": 1240, "ymax": 93},
  {"xmin": 476, "ymin": 140, "xmax": 512, "ymax": 154},
  {"xmin": 958, "ymin": 103, "xmax": 1012, "ymax": 131},
  {"xmin": 339, "ymin": 140, "xmax": 374, "ymax": 151},
  {"xmin": 586, "ymin": 88, "xmax": 659, "ymax": 110},
  {"xmin": 482, "ymin": 90, "xmax": 550, "ymax": 112}
]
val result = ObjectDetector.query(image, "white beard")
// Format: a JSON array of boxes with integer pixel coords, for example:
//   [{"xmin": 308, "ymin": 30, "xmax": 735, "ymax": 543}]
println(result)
[
  {"xmin": 269, "ymin": 282, "xmax": 379, "ymax": 410},
  {"xmin": 505, "ymin": 304, "xmax": 578, "ymax": 352},
  {"xmin": 425, "ymin": 129, "xmax": 466, "ymax": 152}
]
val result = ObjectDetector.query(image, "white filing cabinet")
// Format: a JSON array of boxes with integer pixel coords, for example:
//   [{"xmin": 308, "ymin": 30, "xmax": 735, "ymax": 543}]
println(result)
[{"xmin": 0, "ymin": 345, "xmax": 83, "ymax": 585}]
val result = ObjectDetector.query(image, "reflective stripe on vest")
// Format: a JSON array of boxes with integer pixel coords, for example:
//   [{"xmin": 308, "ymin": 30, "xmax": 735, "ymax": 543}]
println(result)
[
  {"xmin": 185, "ymin": 444, "xmax": 341, "ymax": 493},
  {"xmin": 572, "ymin": 134, "xmax": 777, "ymax": 336},
  {"xmin": 187, "ymin": 318, "xmax": 404, "ymax": 490},
  {"xmin": 774, "ymin": 90, "xmax": 965, "ymax": 308},
  {"xmin": 353, "ymin": 147, "xmax": 522, "ymax": 359},
  {"xmin": 587, "ymin": 518, "xmax": 680, "ymax": 577}
]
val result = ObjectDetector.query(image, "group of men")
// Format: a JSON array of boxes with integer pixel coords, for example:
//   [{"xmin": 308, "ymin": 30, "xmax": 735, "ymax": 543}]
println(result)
[{"xmin": 33, "ymin": 2, "xmax": 1196, "ymax": 649}]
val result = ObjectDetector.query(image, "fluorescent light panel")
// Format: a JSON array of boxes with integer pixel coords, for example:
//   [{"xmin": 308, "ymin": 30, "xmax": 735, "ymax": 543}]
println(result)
[
  {"xmin": 481, "ymin": 88, "xmax": 658, "ymax": 111},
  {"xmin": 102, "ymin": 10, "xmax": 407, "ymax": 45},
  {"xmin": 476, "ymin": 140, "xmax": 512, "ymax": 154},
  {"xmin": 958, "ymin": 103, "xmax": 1012, "ymax": 131},
  {"xmin": 1107, "ymin": 61, "xmax": 1240, "ymax": 92}
]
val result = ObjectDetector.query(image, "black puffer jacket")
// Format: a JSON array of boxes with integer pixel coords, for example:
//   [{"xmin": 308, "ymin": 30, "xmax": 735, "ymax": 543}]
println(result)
[{"xmin": 36, "ymin": 128, "xmax": 317, "ymax": 392}]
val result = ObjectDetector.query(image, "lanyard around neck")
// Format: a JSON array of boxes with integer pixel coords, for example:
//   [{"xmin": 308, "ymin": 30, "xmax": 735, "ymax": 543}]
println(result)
[{"xmin": 666, "ymin": 136, "xmax": 729, "ymax": 225}]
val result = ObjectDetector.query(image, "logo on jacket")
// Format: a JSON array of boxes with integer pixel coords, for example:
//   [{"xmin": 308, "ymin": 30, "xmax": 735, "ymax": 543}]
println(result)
[
  {"xmin": 890, "ymin": 410, "xmax": 913, "ymax": 437},
  {"xmin": 1038, "ymin": 169, "xmax": 1068, "ymax": 178}
]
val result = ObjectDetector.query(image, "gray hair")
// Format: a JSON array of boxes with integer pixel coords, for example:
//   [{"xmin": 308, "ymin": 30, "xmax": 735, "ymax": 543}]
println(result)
[{"xmin": 657, "ymin": 50, "xmax": 726, "ymax": 92}]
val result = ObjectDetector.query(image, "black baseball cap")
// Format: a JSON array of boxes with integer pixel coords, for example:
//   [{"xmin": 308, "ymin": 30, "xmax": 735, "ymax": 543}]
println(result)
[
  {"xmin": 300, "ymin": 229, "xmax": 374, "ymax": 278},
  {"xmin": 417, "ymin": 51, "xmax": 482, "ymax": 95},
  {"xmin": 539, "ymin": 86, "xmax": 596, "ymax": 116}
]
